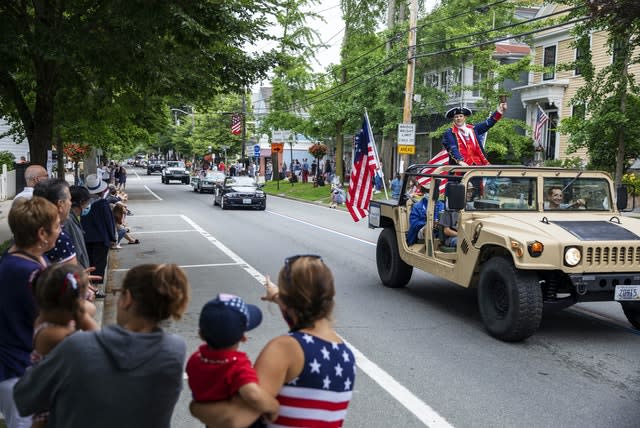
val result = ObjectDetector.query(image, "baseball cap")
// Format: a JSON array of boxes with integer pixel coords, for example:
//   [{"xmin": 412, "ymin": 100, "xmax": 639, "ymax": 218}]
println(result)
[{"xmin": 199, "ymin": 293, "xmax": 263, "ymax": 349}]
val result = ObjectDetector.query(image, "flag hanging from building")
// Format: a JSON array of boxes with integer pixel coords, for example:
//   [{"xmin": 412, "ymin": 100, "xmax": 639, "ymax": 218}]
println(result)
[
  {"xmin": 415, "ymin": 149, "xmax": 450, "ymax": 194},
  {"xmin": 231, "ymin": 113, "xmax": 242, "ymax": 135},
  {"xmin": 347, "ymin": 114, "xmax": 379, "ymax": 222},
  {"xmin": 533, "ymin": 105, "xmax": 549, "ymax": 145}
]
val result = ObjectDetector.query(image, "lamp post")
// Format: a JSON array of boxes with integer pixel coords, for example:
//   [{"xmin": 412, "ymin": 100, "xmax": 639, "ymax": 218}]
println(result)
[{"xmin": 170, "ymin": 107, "xmax": 194, "ymax": 130}]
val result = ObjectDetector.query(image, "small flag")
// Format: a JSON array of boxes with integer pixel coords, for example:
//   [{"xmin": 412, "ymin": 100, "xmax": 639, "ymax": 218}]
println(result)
[
  {"xmin": 346, "ymin": 115, "xmax": 378, "ymax": 222},
  {"xmin": 415, "ymin": 149, "xmax": 449, "ymax": 194},
  {"xmin": 533, "ymin": 105, "xmax": 549, "ymax": 144},
  {"xmin": 231, "ymin": 113, "xmax": 242, "ymax": 135}
]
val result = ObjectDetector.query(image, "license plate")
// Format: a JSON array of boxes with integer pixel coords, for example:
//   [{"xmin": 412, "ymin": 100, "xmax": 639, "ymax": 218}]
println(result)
[
  {"xmin": 243, "ymin": 198, "xmax": 252, "ymax": 204},
  {"xmin": 614, "ymin": 285, "xmax": 640, "ymax": 301}
]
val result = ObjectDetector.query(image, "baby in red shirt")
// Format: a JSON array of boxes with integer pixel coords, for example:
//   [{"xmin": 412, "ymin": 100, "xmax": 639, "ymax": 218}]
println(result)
[{"xmin": 186, "ymin": 294, "xmax": 279, "ymax": 424}]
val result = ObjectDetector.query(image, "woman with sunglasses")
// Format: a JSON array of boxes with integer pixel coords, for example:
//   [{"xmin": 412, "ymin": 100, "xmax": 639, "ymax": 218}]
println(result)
[{"xmin": 191, "ymin": 255, "xmax": 356, "ymax": 428}]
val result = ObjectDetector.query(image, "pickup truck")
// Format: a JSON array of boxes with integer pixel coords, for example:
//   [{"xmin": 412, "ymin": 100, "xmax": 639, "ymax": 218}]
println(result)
[{"xmin": 368, "ymin": 165, "xmax": 640, "ymax": 341}]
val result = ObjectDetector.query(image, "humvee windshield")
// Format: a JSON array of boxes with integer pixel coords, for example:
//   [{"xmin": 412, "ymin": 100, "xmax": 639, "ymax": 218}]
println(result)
[
  {"xmin": 166, "ymin": 161, "xmax": 185, "ymax": 168},
  {"xmin": 466, "ymin": 177, "xmax": 538, "ymax": 211},
  {"xmin": 543, "ymin": 177, "xmax": 611, "ymax": 211}
]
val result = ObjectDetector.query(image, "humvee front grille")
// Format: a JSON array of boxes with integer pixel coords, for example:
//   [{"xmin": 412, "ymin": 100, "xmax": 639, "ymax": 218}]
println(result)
[{"xmin": 584, "ymin": 246, "xmax": 640, "ymax": 266}]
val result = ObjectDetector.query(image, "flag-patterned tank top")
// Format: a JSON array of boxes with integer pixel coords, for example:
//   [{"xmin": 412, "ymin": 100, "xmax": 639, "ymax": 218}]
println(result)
[{"xmin": 267, "ymin": 331, "xmax": 356, "ymax": 428}]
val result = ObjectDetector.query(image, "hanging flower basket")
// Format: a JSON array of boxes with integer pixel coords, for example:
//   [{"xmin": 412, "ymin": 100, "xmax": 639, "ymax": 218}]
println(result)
[{"xmin": 308, "ymin": 143, "xmax": 328, "ymax": 159}]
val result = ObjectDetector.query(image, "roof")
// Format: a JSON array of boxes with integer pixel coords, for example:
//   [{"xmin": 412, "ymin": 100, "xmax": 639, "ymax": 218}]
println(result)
[{"xmin": 494, "ymin": 43, "xmax": 531, "ymax": 56}]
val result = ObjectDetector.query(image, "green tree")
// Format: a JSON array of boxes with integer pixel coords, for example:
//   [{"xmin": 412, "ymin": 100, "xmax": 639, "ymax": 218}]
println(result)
[
  {"xmin": 0, "ymin": 1, "xmax": 278, "ymax": 166},
  {"xmin": 412, "ymin": 0, "xmax": 537, "ymax": 164},
  {"xmin": 558, "ymin": 0, "xmax": 640, "ymax": 185}
]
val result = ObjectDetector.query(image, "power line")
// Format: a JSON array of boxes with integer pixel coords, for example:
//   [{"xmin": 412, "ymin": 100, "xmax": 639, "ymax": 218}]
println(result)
[
  {"xmin": 288, "ymin": 10, "xmax": 585, "ymax": 111},
  {"xmin": 414, "ymin": 4, "xmax": 584, "ymax": 51},
  {"xmin": 281, "ymin": 16, "xmax": 589, "ymax": 113}
]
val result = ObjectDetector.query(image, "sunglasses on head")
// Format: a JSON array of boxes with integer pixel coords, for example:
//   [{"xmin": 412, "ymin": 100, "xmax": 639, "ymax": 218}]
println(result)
[{"xmin": 283, "ymin": 254, "xmax": 322, "ymax": 284}]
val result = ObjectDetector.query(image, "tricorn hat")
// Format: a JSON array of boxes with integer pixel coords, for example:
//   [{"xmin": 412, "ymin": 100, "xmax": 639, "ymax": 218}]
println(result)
[{"xmin": 445, "ymin": 106, "xmax": 472, "ymax": 119}]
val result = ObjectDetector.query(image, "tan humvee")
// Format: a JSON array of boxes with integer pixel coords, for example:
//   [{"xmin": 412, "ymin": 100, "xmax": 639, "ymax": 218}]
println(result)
[{"xmin": 368, "ymin": 165, "xmax": 640, "ymax": 341}]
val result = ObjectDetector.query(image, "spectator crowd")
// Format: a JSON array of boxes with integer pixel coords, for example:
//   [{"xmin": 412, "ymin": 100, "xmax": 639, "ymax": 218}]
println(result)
[{"xmin": 0, "ymin": 164, "xmax": 356, "ymax": 428}]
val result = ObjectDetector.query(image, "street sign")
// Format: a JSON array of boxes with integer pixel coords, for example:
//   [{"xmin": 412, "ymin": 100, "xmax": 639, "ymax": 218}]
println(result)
[
  {"xmin": 398, "ymin": 145, "xmax": 416, "ymax": 155},
  {"xmin": 397, "ymin": 123, "xmax": 416, "ymax": 146},
  {"xmin": 253, "ymin": 144, "xmax": 261, "ymax": 157},
  {"xmin": 271, "ymin": 143, "xmax": 284, "ymax": 153}
]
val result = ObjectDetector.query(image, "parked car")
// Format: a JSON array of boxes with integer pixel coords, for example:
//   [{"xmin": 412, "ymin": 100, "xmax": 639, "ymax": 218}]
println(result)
[
  {"xmin": 194, "ymin": 170, "xmax": 225, "ymax": 193},
  {"xmin": 213, "ymin": 176, "xmax": 266, "ymax": 210},
  {"xmin": 147, "ymin": 160, "xmax": 164, "ymax": 175},
  {"xmin": 162, "ymin": 160, "xmax": 189, "ymax": 184}
]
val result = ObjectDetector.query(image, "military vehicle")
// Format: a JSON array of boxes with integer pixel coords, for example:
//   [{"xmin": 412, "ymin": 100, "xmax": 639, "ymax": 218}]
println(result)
[{"xmin": 369, "ymin": 165, "xmax": 639, "ymax": 341}]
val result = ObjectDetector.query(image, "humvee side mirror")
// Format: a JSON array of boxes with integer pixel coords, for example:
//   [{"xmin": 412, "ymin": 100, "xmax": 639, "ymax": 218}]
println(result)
[
  {"xmin": 617, "ymin": 185, "xmax": 628, "ymax": 211},
  {"xmin": 446, "ymin": 182, "xmax": 466, "ymax": 210}
]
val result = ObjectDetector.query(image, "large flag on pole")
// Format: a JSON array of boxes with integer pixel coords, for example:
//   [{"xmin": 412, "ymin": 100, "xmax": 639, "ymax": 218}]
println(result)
[
  {"xmin": 415, "ymin": 149, "xmax": 449, "ymax": 193},
  {"xmin": 231, "ymin": 113, "xmax": 242, "ymax": 135},
  {"xmin": 533, "ymin": 104, "xmax": 549, "ymax": 145},
  {"xmin": 347, "ymin": 115, "xmax": 378, "ymax": 222}
]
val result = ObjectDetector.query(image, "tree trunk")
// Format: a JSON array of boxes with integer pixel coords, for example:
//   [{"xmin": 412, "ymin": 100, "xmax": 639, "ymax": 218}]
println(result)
[
  {"xmin": 335, "ymin": 120, "xmax": 344, "ymax": 183},
  {"xmin": 30, "ymin": 60, "xmax": 57, "ymax": 167},
  {"xmin": 614, "ymin": 33, "xmax": 631, "ymax": 187}
]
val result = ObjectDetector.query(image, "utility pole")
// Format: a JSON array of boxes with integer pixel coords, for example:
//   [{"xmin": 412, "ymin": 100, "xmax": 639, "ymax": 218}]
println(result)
[
  {"xmin": 241, "ymin": 89, "xmax": 247, "ymax": 163},
  {"xmin": 400, "ymin": 0, "xmax": 418, "ymax": 172}
]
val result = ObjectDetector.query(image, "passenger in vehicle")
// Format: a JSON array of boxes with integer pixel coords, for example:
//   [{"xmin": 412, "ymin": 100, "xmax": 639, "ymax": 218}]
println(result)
[
  {"xmin": 406, "ymin": 187, "xmax": 445, "ymax": 245},
  {"xmin": 544, "ymin": 186, "xmax": 585, "ymax": 209},
  {"xmin": 440, "ymin": 182, "xmax": 476, "ymax": 247}
]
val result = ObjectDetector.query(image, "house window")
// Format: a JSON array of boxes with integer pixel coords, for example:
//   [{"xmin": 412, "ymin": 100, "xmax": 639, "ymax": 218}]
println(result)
[
  {"xmin": 424, "ymin": 73, "xmax": 438, "ymax": 88},
  {"xmin": 575, "ymin": 36, "xmax": 589, "ymax": 76},
  {"xmin": 473, "ymin": 67, "xmax": 484, "ymax": 97},
  {"xmin": 543, "ymin": 46, "xmax": 556, "ymax": 80},
  {"xmin": 612, "ymin": 37, "xmax": 626, "ymax": 65},
  {"xmin": 572, "ymin": 104, "xmax": 586, "ymax": 120},
  {"xmin": 440, "ymin": 69, "xmax": 459, "ymax": 96}
]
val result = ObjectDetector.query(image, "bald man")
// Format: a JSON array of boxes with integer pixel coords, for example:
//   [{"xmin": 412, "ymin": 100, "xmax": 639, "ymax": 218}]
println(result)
[{"xmin": 13, "ymin": 164, "xmax": 49, "ymax": 205}]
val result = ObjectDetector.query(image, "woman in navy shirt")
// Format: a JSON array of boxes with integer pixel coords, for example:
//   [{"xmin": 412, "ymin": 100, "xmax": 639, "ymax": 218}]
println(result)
[{"xmin": 0, "ymin": 197, "xmax": 60, "ymax": 428}]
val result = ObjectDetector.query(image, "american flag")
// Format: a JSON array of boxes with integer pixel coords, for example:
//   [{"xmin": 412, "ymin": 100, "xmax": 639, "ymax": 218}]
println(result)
[
  {"xmin": 346, "ymin": 115, "xmax": 379, "ymax": 222},
  {"xmin": 415, "ymin": 149, "xmax": 450, "ymax": 194},
  {"xmin": 533, "ymin": 105, "xmax": 549, "ymax": 144},
  {"xmin": 231, "ymin": 113, "xmax": 242, "ymax": 135}
]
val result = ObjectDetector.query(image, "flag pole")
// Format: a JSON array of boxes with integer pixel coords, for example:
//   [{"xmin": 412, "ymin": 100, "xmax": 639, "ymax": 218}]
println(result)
[{"xmin": 365, "ymin": 109, "xmax": 388, "ymax": 199}]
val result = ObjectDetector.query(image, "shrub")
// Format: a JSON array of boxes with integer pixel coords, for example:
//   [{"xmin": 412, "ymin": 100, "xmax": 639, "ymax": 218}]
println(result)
[{"xmin": 0, "ymin": 151, "xmax": 15, "ymax": 171}]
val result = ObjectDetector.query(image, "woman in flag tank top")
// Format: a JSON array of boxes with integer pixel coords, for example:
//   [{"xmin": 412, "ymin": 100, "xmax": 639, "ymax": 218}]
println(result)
[{"xmin": 190, "ymin": 255, "xmax": 356, "ymax": 428}]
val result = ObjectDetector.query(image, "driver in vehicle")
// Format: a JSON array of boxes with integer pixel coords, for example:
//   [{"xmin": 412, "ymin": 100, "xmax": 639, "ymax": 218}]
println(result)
[{"xmin": 544, "ymin": 186, "xmax": 585, "ymax": 209}]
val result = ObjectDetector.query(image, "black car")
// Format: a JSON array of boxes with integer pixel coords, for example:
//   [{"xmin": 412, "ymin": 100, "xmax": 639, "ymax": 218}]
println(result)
[
  {"xmin": 147, "ymin": 160, "xmax": 164, "ymax": 175},
  {"xmin": 213, "ymin": 176, "xmax": 266, "ymax": 210}
]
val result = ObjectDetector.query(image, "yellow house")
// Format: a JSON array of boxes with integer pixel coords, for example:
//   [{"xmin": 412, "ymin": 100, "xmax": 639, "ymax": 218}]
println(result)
[{"xmin": 513, "ymin": 4, "xmax": 640, "ymax": 163}]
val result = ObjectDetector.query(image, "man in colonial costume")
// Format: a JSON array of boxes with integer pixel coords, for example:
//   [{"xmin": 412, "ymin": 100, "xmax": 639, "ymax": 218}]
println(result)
[{"xmin": 442, "ymin": 102, "xmax": 507, "ymax": 166}]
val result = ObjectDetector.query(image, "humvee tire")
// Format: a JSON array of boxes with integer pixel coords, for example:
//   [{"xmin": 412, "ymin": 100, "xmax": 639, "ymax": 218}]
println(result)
[
  {"xmin": 376, "ymin": 228, "xmax": 413, "ymax": 288},
  {"xmin": 621, "ymin": 302, "xmax": 640, "ymax": 330},
  {"xmin": 477, "ymin": 256, "xmax": 543, "ymax": 342}
]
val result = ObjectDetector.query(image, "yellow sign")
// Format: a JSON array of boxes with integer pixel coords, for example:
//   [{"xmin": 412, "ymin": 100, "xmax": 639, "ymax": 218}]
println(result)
[{"xmin": 398, "ymin": 145, "xmax": 415, "ymax": 154}]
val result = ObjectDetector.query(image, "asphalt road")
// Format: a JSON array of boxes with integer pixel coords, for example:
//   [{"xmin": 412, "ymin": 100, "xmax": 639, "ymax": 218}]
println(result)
[{"xmin": 104, "ymin": 168, "xmax": 640, "ymax": 428}]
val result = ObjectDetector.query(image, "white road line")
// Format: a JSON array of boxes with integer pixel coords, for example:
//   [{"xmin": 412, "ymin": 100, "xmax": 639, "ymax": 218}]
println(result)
[
  {"xmin": 144, "ymin": 185, "xmax": 163, "ymax": 201},
  {"xmin": 268, "ymin": 210, "xmax": 376, "ymax": 246},
  {"xmin": 133, "ymin": 229, "xmax": 197, "ymax": 234},
  {"xmin": 344, "ymin": 339, "xmax": 454, "ymax": 428},
  {"xmin": 178, "ymin": 214, "xmax": 452, "ymax": 428},
  {"xmin": 111, "ymin": 262, "xmax": 242, "ymax": 272},
  {"xmin": 133, "ymin": 169, "xmax": 142, "ymax": 180},
  {"xmin": 128, "ymin": 214, "xmax": 179, "ymax": 217}
]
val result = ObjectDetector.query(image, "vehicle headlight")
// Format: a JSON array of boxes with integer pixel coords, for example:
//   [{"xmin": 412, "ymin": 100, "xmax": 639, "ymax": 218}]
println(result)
[
  {"xmin": 564, "ymin": 247, "xmax": 581, "ymax": 267},
  {"xmin": 256, "ymin": 191, "xmax": 265, "ymax": 197}
]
